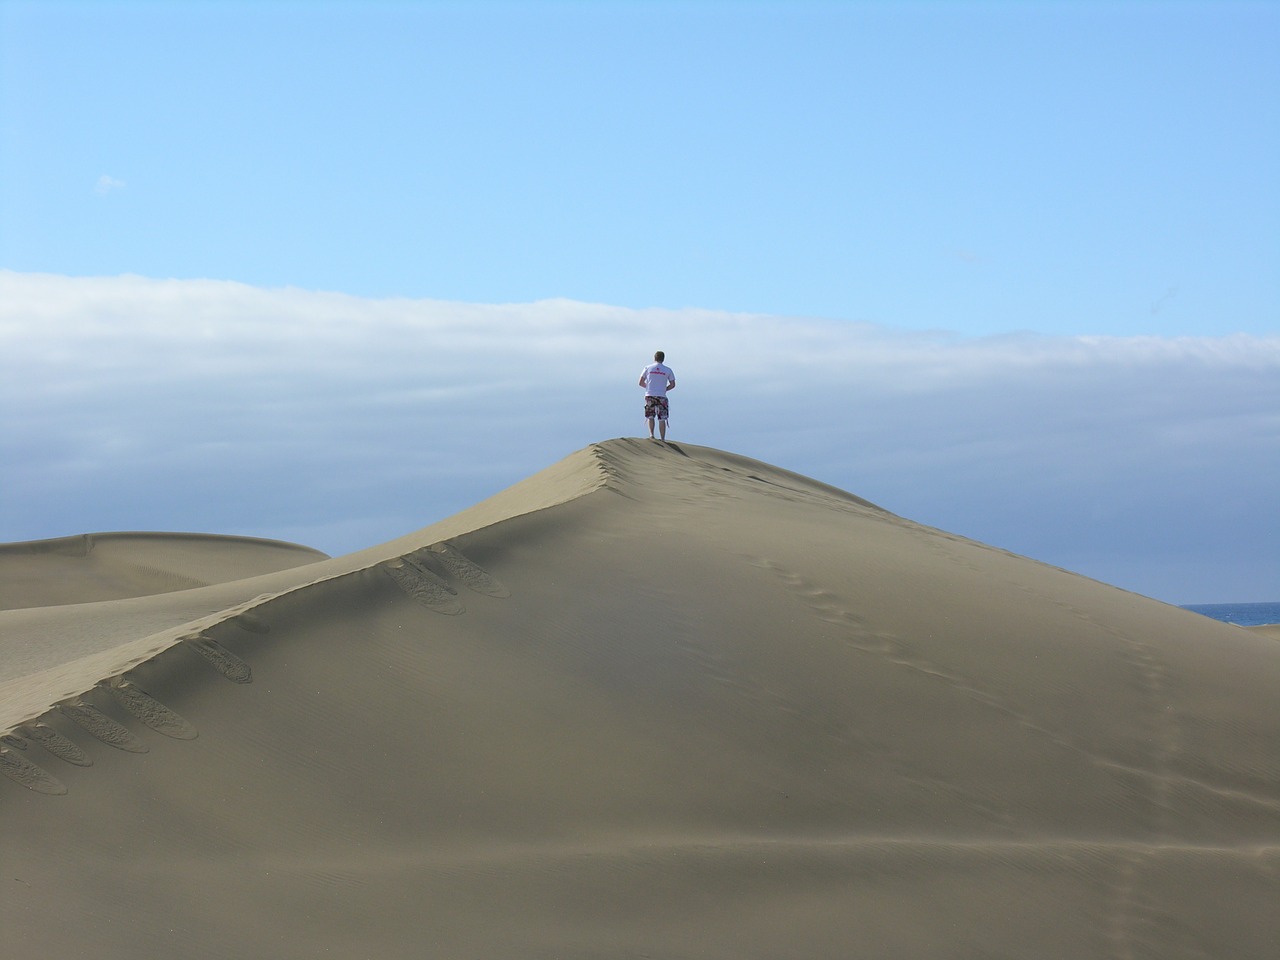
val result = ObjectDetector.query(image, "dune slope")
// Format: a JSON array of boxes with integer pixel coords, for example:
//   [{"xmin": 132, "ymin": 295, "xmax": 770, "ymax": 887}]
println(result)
[
  {"xmin": 2, "ymin": 439, "xmax": 1276, "ymax": 959},
  {"xmin": 0, "ymin": 531, "xmax": 330, "ymax": 610}
]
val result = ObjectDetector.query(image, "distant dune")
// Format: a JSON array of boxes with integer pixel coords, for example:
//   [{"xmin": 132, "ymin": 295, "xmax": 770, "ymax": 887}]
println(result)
[
  {"xmin": 2, "ymin": 440, "xmax": 1276, "ymax": 958},
  {"xmin": 0, "ymin": 531, "xmax": 330, "ymax": 609}
]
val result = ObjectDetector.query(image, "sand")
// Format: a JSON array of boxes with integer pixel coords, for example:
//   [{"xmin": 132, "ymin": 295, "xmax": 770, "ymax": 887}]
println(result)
[
  {"xmin": 2, "ymin": 439, "xmax": 1276, "ymax": 958},
  {"xmin": 0, "ymin": 531, "xmax": 330, "ymax": 610}
]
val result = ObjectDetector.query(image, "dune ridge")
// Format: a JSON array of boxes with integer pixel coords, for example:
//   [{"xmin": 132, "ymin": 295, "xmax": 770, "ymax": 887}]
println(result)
[
  {"xmin": 2, "ymin": 439, "xmax": 1276, "ymax": 958},
  {"xmin": 0, "ymin": 444, "xmax": 613, "ymax": 738}
]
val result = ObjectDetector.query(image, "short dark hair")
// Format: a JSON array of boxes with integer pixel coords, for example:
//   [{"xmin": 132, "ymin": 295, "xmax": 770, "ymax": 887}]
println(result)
[{"xmin": 654, "ymin": 351, "xmax": 665, "ymax": 362}]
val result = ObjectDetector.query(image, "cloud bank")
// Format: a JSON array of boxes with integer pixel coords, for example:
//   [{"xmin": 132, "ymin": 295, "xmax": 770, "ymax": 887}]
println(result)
[{"xmin": 2, "ymin": 271, "xmax": 1276, "ymax": 604}]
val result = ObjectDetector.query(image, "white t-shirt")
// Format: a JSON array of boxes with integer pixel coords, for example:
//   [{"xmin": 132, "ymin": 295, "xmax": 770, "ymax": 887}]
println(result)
[{"xmin": 641, "ymin": 362, "xmax": 675, "ymax": 397}]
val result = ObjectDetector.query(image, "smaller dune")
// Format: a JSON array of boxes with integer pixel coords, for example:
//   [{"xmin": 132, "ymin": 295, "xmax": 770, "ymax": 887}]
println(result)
[{"xmin": 0, "ymin": 532, "xmax": 329, "ymax": 610}]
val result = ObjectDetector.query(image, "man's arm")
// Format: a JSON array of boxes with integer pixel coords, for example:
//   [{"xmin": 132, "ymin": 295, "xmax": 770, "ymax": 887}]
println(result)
[
  {"xmin": 666, "ymin": 377, "xmax": 675, "ymax": 390},
  {"xmin": 638, "ymin": 374, "xmax": 647, "ymax": 388}
]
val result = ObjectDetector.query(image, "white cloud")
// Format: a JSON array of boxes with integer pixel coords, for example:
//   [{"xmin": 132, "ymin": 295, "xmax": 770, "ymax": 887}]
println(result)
[
  {"xmin": 1, "ymin": 270, "xmax": 1276, "ymax": 604},
  {"xmin": 94, "ymin": 174, "xmax": 126, "ymax": 195}
]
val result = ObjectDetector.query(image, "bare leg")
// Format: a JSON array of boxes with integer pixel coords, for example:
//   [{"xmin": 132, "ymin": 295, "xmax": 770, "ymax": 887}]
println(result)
[
  {"xmin": 658, "ymin": 419, "xmax": 667, "ymax": 440},
  {"xmin": 646, "ymin": 417, "xmax": 655, "ymax": 439}
]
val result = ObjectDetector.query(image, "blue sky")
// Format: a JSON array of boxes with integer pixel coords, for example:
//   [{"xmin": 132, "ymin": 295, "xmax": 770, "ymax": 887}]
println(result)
[
  {"xmin": 3, "ymin": 0, "xmax": 1276, "ymax": 334},
  {"xmin": 1, "ymin": 1, "xmax": 1278, "ymax": 605}
]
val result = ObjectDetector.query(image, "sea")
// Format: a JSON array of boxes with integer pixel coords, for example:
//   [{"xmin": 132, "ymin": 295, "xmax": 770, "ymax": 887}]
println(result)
[{"xmin": 1180, "ymin": 602, "xmax": 1280, "ymax": 627}]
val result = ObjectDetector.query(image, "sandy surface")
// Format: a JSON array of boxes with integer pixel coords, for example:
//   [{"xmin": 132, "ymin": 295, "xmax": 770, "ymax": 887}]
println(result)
[
  {"xmin": 0, "ymin": 531, "xmax": 330, "ymax": 610},
  {"xmin": 2, "ymin": 440, "xmax": 1276, "ymax": 958}
]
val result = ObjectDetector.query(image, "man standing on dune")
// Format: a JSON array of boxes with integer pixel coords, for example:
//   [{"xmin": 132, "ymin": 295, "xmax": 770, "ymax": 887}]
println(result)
[{"xmin": 638, "ymin": 350, "xmax": 676, "ymax": 440}]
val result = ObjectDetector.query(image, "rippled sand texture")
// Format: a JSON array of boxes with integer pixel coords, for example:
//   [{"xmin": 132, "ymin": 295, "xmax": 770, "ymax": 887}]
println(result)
[{"xmin": 2, "ymin": 440, "xmax": 1276, "ymax": 958}]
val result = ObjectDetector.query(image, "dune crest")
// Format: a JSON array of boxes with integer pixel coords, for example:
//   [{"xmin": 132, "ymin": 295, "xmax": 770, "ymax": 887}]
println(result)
[{"xmin": 2, "ymin": 439, "xmax": 1276, "ymax": 958}]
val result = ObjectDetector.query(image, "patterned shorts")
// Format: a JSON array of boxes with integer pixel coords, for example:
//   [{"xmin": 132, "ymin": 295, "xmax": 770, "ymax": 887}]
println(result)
[{"xmin": 644, "ymin": 395, "xmax": 669, "ymax": 420}]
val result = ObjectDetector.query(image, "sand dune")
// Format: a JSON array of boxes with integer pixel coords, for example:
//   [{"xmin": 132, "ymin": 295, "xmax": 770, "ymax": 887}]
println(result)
[
  {"xmin": 0, "ymin": 531, "xmax": 330, "ymax": 610},
  {"xmin": 2, "ymin": 440, "xmax": 1276, "ymax": 958}
]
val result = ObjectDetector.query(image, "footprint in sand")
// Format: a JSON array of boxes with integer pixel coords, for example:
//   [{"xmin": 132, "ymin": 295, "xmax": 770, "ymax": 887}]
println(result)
[
  {"xmin": 0, "ymin": 746, "xmax": 68, "ymax": 795},
  {"xmin": 384, "ymin": 557, "xmax": 465, "ymax": 614},
  {"xmin": 424, "ymin": 542, "xmax": 510, "ymax": 598},
  {"xmin": 58, "ymin": 702, "xmax": 147, "ymax": 753},
  {"xmin": 231, "ymin": 611, "xmax": 271, "ymax": 634},
  {"xmin": 107, "ymin": 679, "xmax": 198, "ymax": 740},
  {"xmin": 21, "ymin": 722, "xmax": 92, "ymax": 766},
  {"xmin": 184, "ymin": 634, "xmax": 253, "ymax": 683}
]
